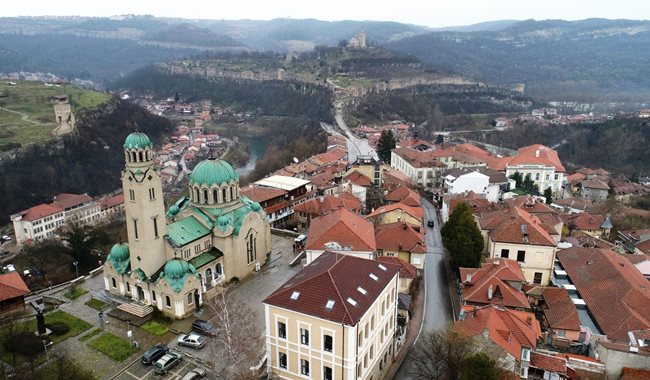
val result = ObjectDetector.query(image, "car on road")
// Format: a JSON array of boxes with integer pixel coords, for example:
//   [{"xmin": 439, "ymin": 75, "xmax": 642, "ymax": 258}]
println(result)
[
  {"xmin": 177, "ymin": 333, "xmax": 206, "ymax": 349},
  {"xmin": 153, "ymin": 351, "xmax": 182, "ymax": 375},
  {"xmin": 141, "ymin": 344, "xmax": 169, "ymax": 365},
  {"xmin": 181, "ymin": 367, "xmax": 207, "ymax": 380},
  {"xmin": 1, "ymin": 236, "xmax": 11, "ymax": 242},
  {"xmin": 191, "ymin": 319, "xmax": 214, "ymax": 336},
  {"xmin": 427, "ymin": 220, "xmax": 435, "ymax": 228}
]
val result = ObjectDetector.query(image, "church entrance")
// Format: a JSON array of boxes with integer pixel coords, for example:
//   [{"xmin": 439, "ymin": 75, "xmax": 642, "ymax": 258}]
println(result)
[
  {"xmin": 205, "ymin": 268, "xmax": 213, "ymax": 285},
  {"xmin": 194, "ymin": 290, "xmax": 200, "ymax": 311},
  {"xmin": 136, "ymin": 285, "xmax": 144, "ymax": 301}
]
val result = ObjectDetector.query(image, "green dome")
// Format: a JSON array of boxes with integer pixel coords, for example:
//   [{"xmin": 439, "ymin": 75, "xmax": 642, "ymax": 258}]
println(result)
[
  {"xmin": 109, "ymin": 243, "xmax": 129, "ymax": 262},
  {"xmin": 124, "ymin": 132, "xmax": 153, "ymax": 149},
  {"xmin": 168, "ymin": 205, "xmax": 180, "ymax": 216},
  {"xmin": 164, "ymin": 259, "xmax": 190, "ymax": 280},
  {"xmin": 217, "ymin": 215, "xmax": 230, "ymax": 227},
  {"xmin": 189, "ymin": 158, "xmax": 239, "ymax": 187}
]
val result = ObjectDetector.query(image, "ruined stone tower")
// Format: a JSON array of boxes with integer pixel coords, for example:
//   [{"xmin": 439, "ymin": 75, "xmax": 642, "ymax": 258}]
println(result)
[{"xmin": 52, "ymin": 94, "xmax": 76, "ymax": 136}]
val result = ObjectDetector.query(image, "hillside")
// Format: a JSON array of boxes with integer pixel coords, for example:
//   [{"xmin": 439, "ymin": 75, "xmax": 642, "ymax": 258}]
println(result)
[
  {"xmin": 146, "ymin": 24, "xmax": 245, "ymax": 49},
  {"xmin": 386, "ymin": 19, "xmax": 650, "ymax": 102},
  {"xmin": 0, "ymin": 81, "xmax": 110, "ymax": 151},
  {"xmin": 0, "ymin": 98, "xmax": 174, "ymax": 223}
]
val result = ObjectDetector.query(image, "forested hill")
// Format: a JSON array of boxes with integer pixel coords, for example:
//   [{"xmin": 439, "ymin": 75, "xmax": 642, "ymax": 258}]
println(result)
[
  {"xmin": 0, "ymin": 99, "xmax": 173, "ymax": 223},
  {"xmin": 386, "ymin": 19, "xmax": 650, "ymax": 102}
]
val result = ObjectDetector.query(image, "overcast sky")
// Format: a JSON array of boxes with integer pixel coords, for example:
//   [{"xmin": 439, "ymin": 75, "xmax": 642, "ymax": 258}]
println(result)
[{"xmin": 4, "ymin": 0, "xmax": 649, "ymax": 28}]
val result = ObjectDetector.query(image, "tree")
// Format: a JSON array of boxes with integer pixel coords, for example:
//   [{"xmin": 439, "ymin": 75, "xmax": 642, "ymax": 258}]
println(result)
[
  {"xmin": 509, "ymin": 171, "xmax": 524, "ymax": 189},
  {"xmin": 204, "ymin": 287, "xmax": 264, "ymax": 379},
  {"xmin": 174, "ymin": 91, "xmax": 180, "ymax": 103},
  {"xmin": 460, "ymin": 352, "xmax": 499, "ymax": 380},
  {"xmin": 543, "ymin": 187, "xmax": 553, "ymax": 204},
  {"xmin": 441, "ymin": 202, "xmax": 484, "ymax": 269},
  {"xmin": 376, "ymin": 130, "xmax": 397, "ymax": 163},
  {"xmin": 409, "ymin": 326, "xmax": 476, "ymax": 380},
  {"xmin": 60, "ymin": 222, "xmax": 107, "ymax": 272},
  {"xmin": 435, "ymin": 134, "xmax": 444, "ymax": 145}
]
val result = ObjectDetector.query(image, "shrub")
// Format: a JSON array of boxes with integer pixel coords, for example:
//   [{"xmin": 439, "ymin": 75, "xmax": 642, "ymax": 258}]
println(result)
[{"xmin": 46, "ymin": 322, "xmax": 70, "ymax": 336}]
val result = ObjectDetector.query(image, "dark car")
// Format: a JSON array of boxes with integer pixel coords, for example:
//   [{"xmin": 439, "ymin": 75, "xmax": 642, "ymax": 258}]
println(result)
[
  {"xmin": 427, "ymin": 220, "xmax": 435, "ymax": 227},
  {"xmin": 191, "ymin": 319, "xmax": 214, "ymax": 336},
  {"xmin": 154, "ymin": 351, "xmax": 182, "ymax": 375},
  {"xmin": 141, "ymin": 344, "xmax": 169, "ymax": 365}
]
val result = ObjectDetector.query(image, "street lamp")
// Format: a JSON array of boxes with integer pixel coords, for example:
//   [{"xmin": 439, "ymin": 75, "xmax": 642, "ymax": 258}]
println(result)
[
  {"xmin": 72, "ymin": 261, "xmax": 79, "ymax": 278},
  {"xmin": 42, "ymin": 340, "xmax": 52, "ymax": 361}
]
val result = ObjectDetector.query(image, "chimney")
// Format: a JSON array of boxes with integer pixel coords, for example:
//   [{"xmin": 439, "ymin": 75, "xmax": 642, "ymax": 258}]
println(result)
[
  {"xmin": 535, "ymin": 149, "xmax": 540, "ymax": 157},
  {"xmin": 319, "ymin": 196, "xmax": 324, "ymax": 202},
  {"xmin": 488, "ymin": 285, "xmax": 493, "ymax": 300},
  {"xmin": 466, "ymin": 273, "xmax": 472, "ymax": 283}
]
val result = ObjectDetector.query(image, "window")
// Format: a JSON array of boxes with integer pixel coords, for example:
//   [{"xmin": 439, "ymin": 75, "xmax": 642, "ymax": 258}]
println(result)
[
  {"xmin": 111, "ymin": 278, "xmax": 116, "ymax": 288},
  {"xmin": 213, "ymin": 189, "xmax": 219, "ymax": 203},
  {"xmin": 153, "ymin": 217, "xmax": 159, "ymax": 238},
  {"xmin": 278, "ymin": 322, "xmax": 287, "ymax": 339},
  {"xmin": 300, "ymin": 359, "xmax": 310, "ymax": 376},
  {"xmin": 300, "ymin": 328, "xmax": 310, "ymax": 345},
  {"xmin": 222, "ymin": 188, "xmax": 227, "ymax": 202},
  {"xmin": 187, "ymin": 292, "xmax": 193, "ymax": 304},
  {"xmin": 500, "ymin": 249, "xmax": 509, "ymax": 258},
  {"xmin": 279, "ymin": 352, "xmax": 287, "ymax": 369},
  {"xmin": 370, "ymin": 344, "xmax": 374, "ymax": 360},
  {"xmin": 152, "ymin": 290, "xmax": 156, "ymax": 301},
  {"xmin": 203, "ymin": 189, "xmax": 208, "ymax": 204},
  {"xmin": 554, "ymin": 174, "xmax": 559, "ymax": 180},
  {"xmin": 324, "ymin": 366, "xmax": 332, "ymax": 380},
  {"xmin": 324, "ymin": 334, "xmax": 333, "ymax": 352},
  {"xmin": 358, "ymin": 332, "xmax": 363, "ymax": 347},
  {"xmin": 133, "ymin": 219, "xmax": 138, "ymax": 239},
  {"xmin": 357, "ymin": 364, "xmax": 362, "ymax": 378},
  {"xmin": 533, "ymin": 272, "xmax": 543, "ymax": 285},
  {"xmin": 535, "ymin": 173, "xmax": 540, "ymax": 180},
  {"xmin": 165, "ymin": 296, "xmax": 171, "ymax": 308},
  {"xmin": 364, "ymin": 323, "xmax": 369, "ymax": 339},
  {"xmin": 194, "ymin": 187, "xmax": 199, "ymax": 202},
  {"xmin": 129, "ymin": 189, "xmax": 135, "ymax": 201},
  {"xmin": 230, "ymin": 186, "xmax": 234, "ymax": 200},
  {"xmin": 247, "ymin": 233, "xmax": 256, "ymax": 264},
  {"xmin": 371, "ymin": 315, "xmax": 375, "ymax": 330},
  {"xmin": 149, "ymin": 188, "xmax": 155, "ymax": 200},
  {"xmin": 126, "ymin": 282, "xmax": 130, "ymax": 293},
  {"xmin": 517, "ymin": 250, "xmax": 526, "ymax": 262}
]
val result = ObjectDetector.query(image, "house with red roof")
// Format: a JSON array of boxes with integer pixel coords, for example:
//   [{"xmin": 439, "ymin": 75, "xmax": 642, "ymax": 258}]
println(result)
[
  {"xmin": 375, "ymin": 222, "xmax": 426, "ymax": 270},
  {"xmin": 241, "ymin": 185, "xmax": 290, "ymax": 228},
  {"xmin": 561, "ymin": 212, "xmax": 607, "ymax": 238},
  {"xmin": 390, "ymin": 146, "xmax": 446, "ymax": 190},
  {"xmin": 264, "ymin": 251, "xmax": 400, "ymax": 380},
  {"xmin": 459, "ymin": 258, "xmax": 529, "ymax": 311},
  {"xmin": 366, "ymin": 202, "xmax": 423, "ymax": 227},
  {"xmin": 528, "ymin": 351, "xmax": 572, "ymax": 380},
  {"xmin": 536, "ymin": 287, "xmax": 582, "ymax": 343},
  {"xmin": 305, "ymin": 208, "xmax": 376, "ymax": 263},
  {"xmin": 384, "ymin": 187, "xmax": 420, "ymax": 208},
  {"xmin": 293, "ymin": 193, "xmax": 362, "ymax": 230},
  {"xmin": 377, "ymin": 256, "xmax": 417, "ymax": 293},
  {"xmin": 0, "ymin": 271, "xmax": 30, "ymax": 313},
  {"xmin": 502, "ymin": 144, "xmax": 566, "ymax": 197},
  {"xmin": 99, "ymin": 193, "xmax": 125, "ymax": 220},
  {"xmin": 441, "ymin": 191, "xmax": 501, "ymax": 223}
]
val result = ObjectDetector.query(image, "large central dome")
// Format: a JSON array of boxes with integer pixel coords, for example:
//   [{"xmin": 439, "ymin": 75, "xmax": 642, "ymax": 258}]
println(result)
[
  {"xmin": 123, "ymin": 132, "xmax": 152, "ymax": 149},
  {"xmin": 189, "ymin": 158, "xmax": 239, "ymax": 187}
]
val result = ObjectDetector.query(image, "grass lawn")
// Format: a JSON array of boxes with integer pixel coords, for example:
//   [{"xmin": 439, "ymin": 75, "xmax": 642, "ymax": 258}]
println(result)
[
  {"xmin": 79, "ymin": 328, "xmax": 103, "ymax": 342},
  {"xmin": 511, "ymin": 188, "xmax": 530, "ymax": 196},
  {"xmin": 63, "ymin": 287, "xmax": 88, "ymax": 300},
  {"xmin": 0, "ymin": 310, "xmax": 92, "ymax": 365},
  {"xmin": 87, "ymin": 332, "xmax": 139, "ymax": 362},
  {"xmin": 140, "ymin": 321, "xmax": 169, "ymax": 337},
  {"xmin": 84, "ymin": 297, "xmax": 108, "ymax": 311}
]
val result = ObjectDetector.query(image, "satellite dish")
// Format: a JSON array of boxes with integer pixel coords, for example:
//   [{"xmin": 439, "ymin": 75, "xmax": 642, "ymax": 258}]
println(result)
[{"xmin": 293, "ymin": 157, "xmax": 299, "ymax": 163}]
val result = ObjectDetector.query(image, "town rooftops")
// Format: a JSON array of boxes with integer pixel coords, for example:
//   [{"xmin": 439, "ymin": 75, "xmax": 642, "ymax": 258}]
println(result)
[
  {"xmin": 530, "ymin": 352, "xmax": 568, "ymax": 376},
  {"xmin": 99, "ymin": 193, "xmax": 124, "ymax": 209},
  {"xmin": 264, "ymin": 251, "xmax": 400, "ymax": 325},
  {"xmin": 384, "ymin": 187, "xmax": 421, "ymax": 207},
  {"xmin": 294, "ymin": 193, "xmax": 362, "ymax": 217},
  {"xmin": 444, "ymin": 166, "xmax": 508, "ymax": 184},
  {"xmin": 305, "ymin": 208, "xmax": 376, "ymax": 252},
  {"xmin": 0, "ymin": 272, "xmax": 30, "ymax": 302},
  {"xmin": 561, "ymin": 212, "xmax": 605, "ymax": 232},
  {"xmin": 505, "ymin": 144, "xmax": 566, "ymax": 172},
  {"xmin": 541, "ymin": 287, "xmax": 581, "ymax": 332},
  {"xmin": 557, "ymin": 247, "xmax": 650, "ymax": 341},
  {"xmin": 52, "ymin": 193, "xmax": 93, "ymax": 210},
  {"xmin": 374, "ymin": 222, "xmax": 426, "ymax": 254},
  {"xmin": 480, "ymin": 207, "xmax": 556, "ymax": 247},
  {"xmin": 344, "ymin": 171, "xmax": 374, "ymax": 187},
  {"xmin": 255, "ymin": 175, "xmax": 310, "ymax": 191},
  {"xmin": 391, "ymin": 147, "xmax": 446, "ymax": 168},
  {"xmin": 240, "ymin": 185, "xmax": 287, "ymax": 203},
  {"xmin": 367, "ymin": 202, "xmax": 423, "ymax": 221},
  {"xmin": 459, "ymin": 259, "xmax": 529, "ymax": 309},
  {"xmin": 581, "ymin": 179, "xmax": 610, "ymax": 191},
  {"xmin": 377, "ymin": 256, "xmax": 417, "ymax": 279},
  {"xmin": 13, "ymin": 203, "xmax": 64, "ymax": 222}
]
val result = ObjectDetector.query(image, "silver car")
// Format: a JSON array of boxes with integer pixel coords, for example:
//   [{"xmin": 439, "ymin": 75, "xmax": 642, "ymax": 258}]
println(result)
[
  {"xmin": 181, "ymin": 367, "xmax": 207, "ymax": 380},
  {"xmin": 177, "ymin": 333, "xmax": 206, "ymax": 349}
]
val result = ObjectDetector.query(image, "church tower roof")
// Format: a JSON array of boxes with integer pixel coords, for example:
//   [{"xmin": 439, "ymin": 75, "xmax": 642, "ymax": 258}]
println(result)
[
  {"xmin": 124, "ymin": 132, "xmax": 153, "ymax": 150},
  {"xmin": 189, "ymin": 158, "xmax": 239, "ymax": 187}
]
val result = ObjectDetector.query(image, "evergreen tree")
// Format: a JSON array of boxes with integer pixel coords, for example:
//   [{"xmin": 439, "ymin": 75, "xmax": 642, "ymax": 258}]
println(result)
[
  {"xmin": 544, "ymin": 187, "xmax": 553, "ymax": 204},
  {"xmin": 509, "ymin": 171, "xmax": 523, "ymax": 188},
  {"xmin": 435, "ymin": 134, "xmax": 444, "ymax": 145},
  {"xmin": 460, "ymin": 352, "xmax": 499, "ymax": 380},
  {"xmin": 441, "ymin": 202, "xmax": 484, "ymax": 268},
  {"xmin": 376, "ymin": 130, "xmax": 397, "ymax": 163}
]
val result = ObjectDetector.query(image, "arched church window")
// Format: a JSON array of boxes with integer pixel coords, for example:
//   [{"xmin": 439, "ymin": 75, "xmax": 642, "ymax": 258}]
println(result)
[
  {"xmin": 213, "ymin": 189, "xmax": 218, "ymax": 203},
  {"xmin": 203, "ymin": 189, "xmax": 208, "ymax": 204},
  {"xmin": 165, "ymin": 295, "xmax": 171, "ymax": 307},
  {"xmin": 216, "ymin": 263, "xmax": 222, "ymax": 274},
  {"xmin": 131, "ymin": 152, "xmax": 136, "ymax": 162},
  {"xmin": 138, "ymin": 151, "xmax": 143, "ymax": 161},
  {"xmin": 230, "ymin": 186, "xmax": 234, "ymax": 200},
  {"xmin": 194, "ymin": 187, "xmax": 200, "ymax": 202},
  {"xmin": 222, "ymin": 188, "xmax": 227, "ymax": 202},
  {"xmin": 112, "ymin": 278, "xmax": 116, "ymax": 288}
]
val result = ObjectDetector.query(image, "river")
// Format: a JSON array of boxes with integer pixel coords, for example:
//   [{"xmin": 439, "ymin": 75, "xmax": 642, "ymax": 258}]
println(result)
[{"xmin": 234, "ymin": 135, "xmax": 267, "ymax": 176}]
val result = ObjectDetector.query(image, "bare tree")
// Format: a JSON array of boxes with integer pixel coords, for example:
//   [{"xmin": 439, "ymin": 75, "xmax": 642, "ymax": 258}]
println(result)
[
  {"xmin": 409, "ymin": 326, "xmax": 477, "ymax": 380},
  {"xmin": 204, "ymin": 286, "xmax": 264, "ymax": 380}
]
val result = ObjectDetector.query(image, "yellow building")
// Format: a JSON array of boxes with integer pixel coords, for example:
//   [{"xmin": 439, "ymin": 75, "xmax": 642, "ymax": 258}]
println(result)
[
  {"xmin": 365, "ymin": 202, "xmax": 423, "ymax": 227},
  {"xmin": 264, "ymin": 252, "xmax": 400, "ymax": 380}
]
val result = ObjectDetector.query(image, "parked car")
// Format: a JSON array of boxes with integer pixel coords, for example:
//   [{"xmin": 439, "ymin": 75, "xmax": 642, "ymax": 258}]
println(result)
[
  {"xmin": 427, "ymin": 220, "xmax": 435, "ymax": 228},
  {"xmin": 153, "ymin": 351, "xmax": 182, "ymax": 375},
  {"xmin": 181, "ymin": 367, "xmax": 207, "ymax": 380},
  {"xmin": 1, "ymin": 236, "xmax": 11, "ymax": 242},
  {"xmin": 191, "ymin": 319, "xmax": 214, "ymax": 336},
  {"xmin": 177, "ymin": 333, "xmax": 206, "ymax": 349},
  {"xmin": 141, "ymin": 344, "xmax": 169, "ymax": 365}
]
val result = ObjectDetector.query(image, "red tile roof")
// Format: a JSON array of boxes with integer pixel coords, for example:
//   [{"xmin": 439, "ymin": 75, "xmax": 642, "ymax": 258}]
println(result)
[
  {"xmin": 377, "ymin": 256, "xmax": 417, "ymax": 279},
  {"xmin": 384, "ymin": 187, "xmax": 421, "ymax": 207},
  {"xmin": 382, "ymin": 168, "xmax": 412, "ymax": 189},
  {"xmin": 506, "ymin": 144, "xmax": 566, "ymax": 172},
  {"xmin": 0, "ymin": 272, "xmax": 30, "ymax": 302},
  {"xmin": 17, "ymin": 203, "xmax": 64, "ymax": 222},
  {"xmin": 306, "ymin": 208, "xmax": 376, "ymax": 252},
  {"xmin": 620, "ymin": 367, "xmax": 650, "ymax": 380},
  {"xmin": 480, "ymin": 207, "xmax": 556, "ymax": 247},
  {"xmin": 459, "ymin": 259, "xmax": 529, "ymax": 309},
  {"xmin": 506, "ymin": 196, "xmax": 556, "ymax": 214},
  {"xmin": 446, "ymin": 192, "xmax": 499, "ymax": 217},
  {"xmin": 530, "ymin": 352, "xmax": 567, "ymax": 374},
  {"xmin": 99, "ymin": 193, "xmax": 124, "ymax": 209},
  {"xmin": 264, "ymin": 251, "xmax": 400, "ymax": 325},
  {"xmin": 294, "ymin": 193, "xmax": 362, "ymax": 217},
  {"xmin": 52, "ymin": 193, "xmax": 93, "ymax": 209},
  {"xmin": 581, "ymin": 179, "xmax": 610, "ymax": 191},
  {"xmin": 391, "ymin": 147, "xmax": 446, "ymax": 168},
  {"xmin": 561, "ymin": 212, "xmax": 605, "ymax": 231},
  {"xmin": 542, "ymin": 287, "xmax": 581, "ymax": 331},
  {"xmin": 375, "ymin": 222, "xmax": 426, "ymax": 254},
  {"xmin": 344, "ymin": 171, "xmax": 374, "ymax": 187},
  {"xmin": 455, "ymin": 305, "xmax": 542, "ymax": 360},
  {"xmin": 557, "ymin": 247, "xmax": 650, "ymax": 341},
  {"xmin": 241, "ymin": 185, "xmax": 287, "ymax": 203},
  {"xmin": 367, "ymin": 202, "xmax": 423, "ymax": 221},
  {"xmin": 636, "ymin": 240, "xmax": 650, "ymax": 255}
]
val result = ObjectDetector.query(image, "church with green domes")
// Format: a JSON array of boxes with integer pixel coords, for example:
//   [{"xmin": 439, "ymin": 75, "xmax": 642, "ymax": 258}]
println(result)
[{"xmin": 104, "ymin": 131, "xmax": 271, "ymax": 319}]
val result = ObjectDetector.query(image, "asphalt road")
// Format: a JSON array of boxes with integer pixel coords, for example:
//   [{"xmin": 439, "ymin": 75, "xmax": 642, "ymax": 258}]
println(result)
[{"xmin": 394, "ymin": 199, "xmax": 453, "ymax": 379}]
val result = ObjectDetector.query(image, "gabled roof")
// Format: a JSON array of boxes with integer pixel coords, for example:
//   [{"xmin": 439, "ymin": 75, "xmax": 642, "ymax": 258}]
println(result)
[
  {"xmin": 344, "ymin": 171, "xmax": 374, "ymax": 187},
  {"xmin": 561, "ymin": 212, "xmax": 605, "ymax": 231},
  {"xmin": 391, "ymin": 147, "xmax": 446, "ymax": 168},
  {"xmin": 306, "ymin": 208, "xmax": 376, "ymax": 252},
  {"xmin": 264, "ymin": 251, "xmax": 400, "ymax": 325},
  {"xmin": 367, "ymin": 202, "xmax": 423, "ymax": 221},
  {"xmin": 446, "ymin": 192, "xmax": 500, "ymax": 216},
  {"xmin": 294, "ymin": 193, "xmax": 362, "ymax": 217},
  {"xmin": 16, "ymin": 203, "xmax": 64, "ymax": 222},
  {"xmin": 459, "ymin": 259, "xmax": 529, "ymax": 309},
  {"xmin": 480, "ymin": 207, "xmax": 556, "ymax": 247},
  {"xmin": 506, "ymin": 196, "xmax": 555, "ymax": 214},
  {"xmin": 505, "ymin": 144, "xmax": 566, "ymax": 172},
  {"xmin": 166, "ymin": 215, "xmax": 211, "ymax": 247},
  {"xmin": 375, "ymin": 222, "xmax": 426, "ymax": 254},
  {"xmin": 377, "ymin": 256, "xmax": 417, "ymax": 279},
  {"xmin": 99, "ymin": 193, "xmax": 124, "ymax": 209},
  {"xmin": 240, "ymin": 185, "xmax": 287, "ymax": 203},
  {"xmin": 52, "ymin": 193, "xmax": 93, "ymax": 209},
  {"xmin": 0, "ymin": 272, "xmax": 30, "ymax": 301},
  {"xmin": 557, "ymin": 247, "xmax": 650, "ymax": 341},
  {"xmin": 541, "ymin": 287, "xmax": 581, "ymax": 331},
  {"xmin": 384, "ymin": 187, "xmax": 421, "ymax": 207},
  {"xmin": 455, "ymin": 305, "xmax": 542, "ymax": 360},
  {"xmin": 581, "ymin": 179, "xmax": 610, "ymax": 191},
  {"xmin": 530, "ymin": 352, "xmax": 567, "ymax": 374},
  {"xmin": 444, "ymin": 166, "xmax": 508, "ymax": 184}
]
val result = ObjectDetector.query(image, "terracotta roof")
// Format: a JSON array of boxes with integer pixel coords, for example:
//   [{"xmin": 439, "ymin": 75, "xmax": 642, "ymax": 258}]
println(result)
[
  {"xmin": 553, "ymin": 197, "xmax": 594, "ymax": 212},
  {"xmin": 377, "ymin": 256, "xmax": 417, "ymax": 279},
  {"xmin": 52, "ymin": 193, "xmax": 93, "ymax": 209},
  {"xmin": 384, "ymin": 187, "xmax": 421, "ymax": 207},
  {"xmin": 542, "ymin": 287, "xmax": 581, "ymax": 331},
  {"xmin": 294, "ymin": 193, "xmax": 362, "ymax": 217},
  {"xmin": 566, "ymin": 173, "xmax": 586, "ymax": 185},
  {"xmin": 620, "ymin": 367, "xmax": 650, "ymax": 380},
  {"xmin": 581, "ymin": 179, "xmax": 610, "ymax": 191},
  {"xmin": 306, "ymin": 208, "xmax": 376, "ymax": 252},
  {"xmin": 455, "ymin": 305, "xmax": 542, "ymax": 360},
  {"xmin": 557, "ymin": 247, "xmax": 650, "ymax": 341},
  {"xmin": 382, "ymin": 168, "xmax": 412, "ymax": 189},
  {"xmin": 391, "ymin": 147, "xmax": 446, "ymax": 168},
  {"xmin": 624, "ymin": 254, "xmax": 650, "ymax": 265},
  {"xmin": 453, "ymin": 143, "xmax": 505, "ymax": 170},
  {"xmin": 99, "ymin": 193, "xmax": 124, "ymax": 209},
  {"xmin": 17, "ymin": 203, "xmax": 64, "ymax": 222},
  {"xmin": 264, "ymin": 251, "xmax": 399, "ymax": 325},
  {"xmin": 344, "ymin": 171, "xmax": 374, "ymax": 187},
  {"xmin": 561, "ymin": 212, "xmax": 605, "ymax": 231},
  {"xmin": 444, "ymin": 166, "xmax": 508, "ymax": 184},
  {"xmin": 459, "ymin": 259, "xmax": 529, "ymax": 309},
  {"xmin": 375, "ymin": 222, "xmax": 426, "ymax": 254},
  {"xmin": 506, "ymin": 196, "xmax": 555, "ymax": 214},
  {"xmin": 367, "ymin": 202, "xmax": 423, "ymax": 221},
  {"xmin": 481, "ymin": 207, "xmax": 556, "ymax": 247},
  {"xmin": 530, "ymin": 352, "xmax": 567, "ymax": 374},
  {"xmin": 264, "ymin": 200, "xmax": 291, "ymax": 214},
  {"xmin": 241, "ymin": 185, "xmax": 287, "ymax": 203},
  {"xmin": 446, "ymin": 192, "xmax": 500, "ymax": 216},
  {"xmin": 505, "ymin": 144, "xmax": 566, "ymax": 172},
  {"xmin": 308, "ymin": 171, "xmax": 337, "ymax": 188},
  {"xmin": 0, "ymin": 272, "xmax": 30, "ymax": 302}
]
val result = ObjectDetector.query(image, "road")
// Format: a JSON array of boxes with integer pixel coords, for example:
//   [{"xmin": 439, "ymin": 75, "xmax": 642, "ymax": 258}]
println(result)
[
  {"xmin": 333, "ymin": 101, "xmax": 378, "ymax": 162},
  {"xmin": 394, "ymin": 199, "xmax": 453, "ymax": 379}
]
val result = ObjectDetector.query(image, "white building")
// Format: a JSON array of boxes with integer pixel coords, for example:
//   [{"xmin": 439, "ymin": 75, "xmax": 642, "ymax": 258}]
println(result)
[
  {"xmin": 502, "ymin": 145, "xmax": 565, "ymax": 196},
  {"xmin": 443, "ymin": 167, "xmax": 510, "ymax": 203}
]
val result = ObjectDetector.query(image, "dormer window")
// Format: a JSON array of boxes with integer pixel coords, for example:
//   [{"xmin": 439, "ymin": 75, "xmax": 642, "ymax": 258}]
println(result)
[{"xmin": 290, "ymin": 291, "xmax": 300, "ymax": 300}]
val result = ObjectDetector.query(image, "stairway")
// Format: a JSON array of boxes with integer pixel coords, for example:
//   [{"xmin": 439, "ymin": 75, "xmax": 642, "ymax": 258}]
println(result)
[{"xmin": 116, "ymin": 302, "xmax": 154, "ymax": 318}]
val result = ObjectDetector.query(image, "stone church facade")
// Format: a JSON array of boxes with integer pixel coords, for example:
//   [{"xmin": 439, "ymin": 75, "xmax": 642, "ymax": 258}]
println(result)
[{"xmin": 103, "ymin": 131, "xmax": 271, "ymax": 318}]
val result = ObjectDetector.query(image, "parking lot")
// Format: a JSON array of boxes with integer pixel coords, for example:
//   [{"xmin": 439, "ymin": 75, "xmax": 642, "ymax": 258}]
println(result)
[{"xmin": 113, "ymin": 348, "xmax": 213, "ymax": 380}]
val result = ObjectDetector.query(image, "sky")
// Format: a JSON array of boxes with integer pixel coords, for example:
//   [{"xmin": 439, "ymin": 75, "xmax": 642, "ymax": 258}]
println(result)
[{"xmin": 3, "ymin": 0, "xmax": 649, "ymax": 28}]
